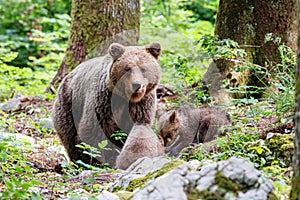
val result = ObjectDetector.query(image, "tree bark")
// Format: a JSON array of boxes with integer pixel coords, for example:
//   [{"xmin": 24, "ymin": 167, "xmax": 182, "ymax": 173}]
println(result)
[
  {"xmin": 290, "ymin": 1, "xmax": 300, "ymax": 198},
  {"xmin": 48, "ymin": 0, "xmax": 140, "ymax": 91},
  {"xmin": 211, "ymin": 0, "xmax": 297, "ymax": 99}
]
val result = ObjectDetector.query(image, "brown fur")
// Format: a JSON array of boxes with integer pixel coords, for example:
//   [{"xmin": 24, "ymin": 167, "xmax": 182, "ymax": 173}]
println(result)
[
  {"xmin": 156, "ymin": 110, "xmax": 180, "ymax": 146},
  {"xmin": 115, "ymin": 124, "xmax": 165, "ymax": 170},
  {"xmin": 156, "ymin": 106, "xmax": 231, "ymax": 156},
  {"xmin": 53, "ymin": 42, "xmax": 162, "ymax": 166}
]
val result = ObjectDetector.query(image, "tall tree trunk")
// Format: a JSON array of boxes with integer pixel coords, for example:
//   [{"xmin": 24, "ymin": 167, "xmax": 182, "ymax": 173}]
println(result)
[
  {"xmin": 290, "ymin": 1, "xmax": 300, "ymax": 198},
  {"xmin": 48, "ymin": 0, "xmax": 140, "ymax": 92},
  {"xmin": 209, "ymin": 0, "xmax": 297, "ymax": 100}
]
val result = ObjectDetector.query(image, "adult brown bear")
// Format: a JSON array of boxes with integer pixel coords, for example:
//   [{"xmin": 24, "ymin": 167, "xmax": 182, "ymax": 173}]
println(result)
[{"xmin": 53, "ymin": 42, "xmax": 162, "ymax": 166}]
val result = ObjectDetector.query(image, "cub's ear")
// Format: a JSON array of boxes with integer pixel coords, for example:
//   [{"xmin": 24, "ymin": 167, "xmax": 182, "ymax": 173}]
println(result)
[
  {"xmin": 146, "ymin": 42, "xmax": 162, "ymax": 59},
  {"xmin": 109, "ymin": 43, "xmax": 125, "ymax": 61},
  {"xmin": 169, "ymin": 111, "xmax": 178, "ymax": 123}
]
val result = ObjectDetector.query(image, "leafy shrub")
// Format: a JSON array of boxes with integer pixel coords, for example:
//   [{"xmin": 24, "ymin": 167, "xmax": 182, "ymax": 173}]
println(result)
[
  {"xmin": 180, "ymin": 0, "xmax": 219, "ymax": 24},
  {"xmin": 0, "ymin": 0, "xmax": 70, "ymax": 68},
  {"xmin": 0, "ymin": 1, "xmax": 70, "ymax": 100},
  {"xmin": 0, "ymin": 59, "xmax": 56, "ymax": 101},
  {"xmin": 0, "ymin": 137, "xmax": 43, "ymax": 199}
]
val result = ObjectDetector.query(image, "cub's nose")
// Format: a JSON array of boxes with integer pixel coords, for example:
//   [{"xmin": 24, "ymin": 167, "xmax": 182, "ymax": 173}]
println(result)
[{"xmin": 132, "ymin": 82, "xmax": 141, "ymax": 91}]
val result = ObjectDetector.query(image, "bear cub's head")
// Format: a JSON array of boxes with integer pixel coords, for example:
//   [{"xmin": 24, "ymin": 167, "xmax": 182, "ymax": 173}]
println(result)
[
  {"xmin": 156, "ymin": 110, "xmax": 180, "ymax": 146},
  {"xmin": 108, "ymin": 42, "xmax": 162, "ymax": 103}
]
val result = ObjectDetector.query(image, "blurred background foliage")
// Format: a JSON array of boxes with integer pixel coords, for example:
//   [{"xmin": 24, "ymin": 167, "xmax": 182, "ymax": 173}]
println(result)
[
  {"xmin": 0, "ymin": 0, "xmax": 219, "ymax": 101},
  {"xmin": 0, "ymin": 0, "xmax": 71, "ymax": 101}
]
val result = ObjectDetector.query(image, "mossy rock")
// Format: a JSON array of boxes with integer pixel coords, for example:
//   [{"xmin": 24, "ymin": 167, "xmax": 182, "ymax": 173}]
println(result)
[
  {"xmin": 125, "ymin": 159, "xmax": 185, "ymax": 192},
  {"xmin": 215, "ymin": 172, "xmax": 240, "ymax": 195},
  {"xmin": 187, "ymin": 189, "xmax": 224, "ymax": 200},
  {"xmin": 114, "ymin": 191, "xmax": 134, "ymax": 200},
  {"xmin": 268, "ymin": 191, "xmax": 279, "ymax": 200},
  {"xmin": 187, "ymin": 172, "xmax": 239, "ymax": 199}
]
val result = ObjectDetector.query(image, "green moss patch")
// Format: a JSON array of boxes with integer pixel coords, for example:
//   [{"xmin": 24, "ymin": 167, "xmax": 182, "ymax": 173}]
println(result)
[
  {"xmin": 125, "ymin": 159, "xmax": 185, "ymax": 192},
  {"xmin": 114, "ymin": 191, "xmax": 134, "ymax": 200},
  {"xmin": 265, "ymin": 133, "xmax": 294, "ymax": 166}
]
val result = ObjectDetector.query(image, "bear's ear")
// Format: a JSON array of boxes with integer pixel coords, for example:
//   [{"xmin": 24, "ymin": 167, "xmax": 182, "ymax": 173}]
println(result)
[
  {"xmin": 146, "ymin": 42, "xmax": 162, "ymax": 59},
  {"xmin": 109, "ymin": 43, "xmax": 125, "ymax": 61},
  {"xmin": 169, "ymin": 111, "xmax": 178, "ymax": 123}
]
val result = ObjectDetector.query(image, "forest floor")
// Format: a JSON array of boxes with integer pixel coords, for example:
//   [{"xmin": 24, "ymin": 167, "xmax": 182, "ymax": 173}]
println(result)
[{"xmin": 0, "ymin": 92, "xmax": 294, "ymax": 199}]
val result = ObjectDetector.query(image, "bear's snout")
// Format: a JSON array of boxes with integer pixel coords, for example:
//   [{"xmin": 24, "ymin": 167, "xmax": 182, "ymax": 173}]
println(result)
[{"xmin": 132, "ymin": 82, "xmax": 141, "ymax": 91}]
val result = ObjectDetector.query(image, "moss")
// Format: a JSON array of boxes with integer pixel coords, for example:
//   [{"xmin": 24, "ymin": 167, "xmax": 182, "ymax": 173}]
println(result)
[
  {"xmin": 268, "ymin": 190, "xmax": 279, "ymax": 200},
  {"xmin": 187, "ymin": 189, "xmax": 224, "ymax": 200},
  {"xmin": 245, "ymin": 133, "xmax": 294, "ymax": 167},
  {"xmin": 265, "ymin": 133, "xmax": 294, "ymax": 166},
  {"xmin": 125, "ymin": 159, "xmax": 185, "ymax": 192},
  {"xmin": 187, "ymin": 172, "xmax": 240, "ymax": 199},
  {"xmin": 114, "ymin": 191, "xmax": 134, "ymax": 200},
  {"xmin": 290, "ymin": 176, "xmax": 300, "ymax": 200},
  {"xmin": 215, "ymin": 172, "xmax": 239, "ymax": 195},
  {"xmin": 113, "ymin": 185, "xmax": 124, "ymax": 192}
]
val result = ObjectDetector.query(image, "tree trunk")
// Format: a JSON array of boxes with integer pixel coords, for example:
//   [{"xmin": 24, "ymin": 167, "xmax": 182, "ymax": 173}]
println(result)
[
  {"xmin": 210, "ymin": 0, "xmax": 297, "ymax": 99},
  {"xmin": 48, "ymin": 0, "xmax": 140, "ymax": 92},
  {"xmin": 290, "ymin": 1, "xmax": 300, "ymax": 198}
]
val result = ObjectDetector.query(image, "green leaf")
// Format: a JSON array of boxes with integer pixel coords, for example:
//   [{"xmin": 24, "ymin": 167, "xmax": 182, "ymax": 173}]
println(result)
[
  {"xmin": 83, "ymin": 178, "xmax": 96, "ymax": 184},
  {"xmin": 98, "ymin": 140, "xmax": 108, "ymax": 149}
]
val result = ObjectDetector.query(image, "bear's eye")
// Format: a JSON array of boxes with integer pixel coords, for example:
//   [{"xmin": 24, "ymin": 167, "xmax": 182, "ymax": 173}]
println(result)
[
  {"xmin": 141, "ymin": 68, "xmax": 146, "ymax": 74},
  {"xmin": 125, "ymin": 68, "xmax": 132, "ymax": 73},
  {"xmin": 166, "ymin": 133, "xmax": 172, "ymax": 139}
]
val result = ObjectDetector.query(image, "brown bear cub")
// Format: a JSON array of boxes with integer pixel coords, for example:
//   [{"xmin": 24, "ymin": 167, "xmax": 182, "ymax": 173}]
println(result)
[
  {"xmin": 156, "ymin": 106, "xmax": 231, "ymax": 156},
  {"xmin": 116, "ymin": 124, "xmax": 165, "ymax": 170},
  {"xmin": 52, "ymin": 42, "xmax": 162, "ymax": 166}
]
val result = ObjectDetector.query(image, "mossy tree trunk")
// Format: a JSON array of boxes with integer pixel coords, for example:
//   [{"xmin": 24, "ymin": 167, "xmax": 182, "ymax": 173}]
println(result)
[
  {"xmin": 290, "ymin": 1, "xmax": 300, "ymax": 198},
  {"xmin": 213, "ymin": 0, "xmax": 297, "ymax": 98},
  {"xmin": 49, "ymin": 0, "xmax": 140, "ymax": 91}
]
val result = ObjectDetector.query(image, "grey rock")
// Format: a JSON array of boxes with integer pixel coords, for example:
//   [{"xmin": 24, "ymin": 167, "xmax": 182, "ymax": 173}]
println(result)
[
  {"xmin": 115, "ymin": 157, "xmax": 170, "ymax": 190},
  {"xmin": 97, "ymin": 190, "xmax": 120, "ymax": 200},
  {"xmin": 196, "ymin": 176, "xmax": 215, "ymax": 191},
  {"xmin": 174, "ymin": 164, "xmax": 189, "ymax": 176},
  {"xmin": 40, "ymin": 118, "xmax": 54, "ymax": 129},
  {"xmin": 116, "ymin": 157, "xmax": 273, "ymax": 200},
  {"xmin": 237, "ymin": 189, "xmax": 267, "ymax": 200},
  {"xmin": 132, "ymin": 172, "xmax": 187, "ymax": 200},
  {"xmin": 185, "ymin": 158, "xmax": 202, "ymax": 170},
  {"xmin": 224, "ymin": 192, "xmax": 236, "ymax": 200},
  {"xmin": 218, "ymin": 157, "xmax": 259, "ymax": 187},
  {"xmin": 185, "ymin": 171, "xmax": 201, "ymax": 185},
  {"xmin": 131, "ymin": 162, "xmax": 199, "ymax": 200},
  {"xmin": 195, "ymin": 157, "xmax": 273, "ymax": 200},
  {"xmin": 0, "ymin": 98, "xmax": 21, "ymax": 112},
  {"xmin": 266, "ymin": 132, "xmax": 275, "ymax": 140},
  {"xmin": 209, "ymin": 184, "xmax": 220, "ymax": 193},
  {"xmin": 0, "ymin": 132, "xmax": 36, "ymax": 146},
  {"xmin": 126, "ymin": 156, "xmax": 170, "ymax": 174},
  {"xmin": 199, "ymin": 162, "xmax": 218, "ymax": 177}
]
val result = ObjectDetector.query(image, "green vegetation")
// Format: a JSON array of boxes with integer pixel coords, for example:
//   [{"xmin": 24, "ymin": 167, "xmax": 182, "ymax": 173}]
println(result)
[
  {"xmin": 0, "ymin": 0, "xmax": 295, "ymax": 199},
  {"xmin": 124, "ymin": 159, "xmax": 185, "ymax": 192},
  {"xmin": 0, "ymin": 137, "xmax": 43, "ymax": 199},
  {"xmin": 0, "ymin": 0, "xmax": 70, "ymax": 101}
]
